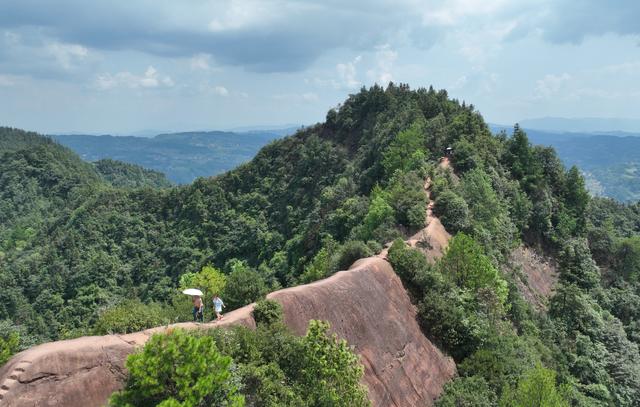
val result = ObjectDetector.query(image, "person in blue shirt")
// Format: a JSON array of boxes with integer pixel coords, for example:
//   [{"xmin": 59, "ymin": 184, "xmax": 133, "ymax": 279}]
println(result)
[{"xmin": 212, "ymin": 294, "xmax": 225, "ymax": 321}]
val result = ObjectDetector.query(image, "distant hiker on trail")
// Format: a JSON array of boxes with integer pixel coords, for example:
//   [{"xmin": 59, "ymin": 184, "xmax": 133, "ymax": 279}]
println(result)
[
  {"xmin": 192, "ymin": 295, "xmax": 204, "ymax": 323},
  {"xmin": 213, "ymin": 294, "xmax": 225, "ymax": 321}
]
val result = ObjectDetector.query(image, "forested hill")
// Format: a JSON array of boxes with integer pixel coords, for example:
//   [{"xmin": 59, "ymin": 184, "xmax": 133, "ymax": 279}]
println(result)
[
  {"xmin": 93, "ymin": 159, "xmax": 171, "ymax": 189},
  {"xmin": 2, "ymin": 85, "xmax": 640, "ymax": 405},
  {"xmin": 0, "ymin": 128, "xmax": 102, "ymax": 252},
  {"xmin": 0, "ymin": 127, "xmax": 170, "ymax": 256},
  {"xmin": 490, "ymin": 124, "xmax": 640, "ymax": 202}
]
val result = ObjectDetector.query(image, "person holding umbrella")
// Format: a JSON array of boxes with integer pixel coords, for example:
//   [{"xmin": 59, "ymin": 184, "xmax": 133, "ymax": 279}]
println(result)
[
  {"xmin": 182, "ymin": 288, "xmax": 205, "ymax": 323},
  {"xmin": 192, "ymin": 295, "xmax": 204, "ymax": 323}
]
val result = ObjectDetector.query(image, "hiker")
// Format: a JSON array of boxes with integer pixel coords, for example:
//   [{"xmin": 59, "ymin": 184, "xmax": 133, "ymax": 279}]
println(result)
[
  {"xmin": 212, "ymin": 294, "xmax": 225, "ymax": 321},
  {"xmin": 192, "ymin": 295, "xmax": 204, "ymax": 323}
]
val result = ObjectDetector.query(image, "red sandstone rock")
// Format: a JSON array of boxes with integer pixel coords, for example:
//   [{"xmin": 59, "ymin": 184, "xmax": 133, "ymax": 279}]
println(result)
[
  {"xmin": 0, "ymin": 257, "xmax": 455, "ymax": 407},
  {"xmin": 508, "ymin": 246, "xmax": 559, "ymax": 310}
]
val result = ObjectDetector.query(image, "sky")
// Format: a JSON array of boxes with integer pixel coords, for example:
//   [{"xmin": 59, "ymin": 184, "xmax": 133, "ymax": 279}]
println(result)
[{"xmin": 0, "ymin": 0, "xmax": 639, "ymax": 135}]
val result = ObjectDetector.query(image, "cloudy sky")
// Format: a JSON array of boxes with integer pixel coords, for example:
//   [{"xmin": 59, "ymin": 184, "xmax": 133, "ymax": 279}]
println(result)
[{"xmin": 0, "ymin": 0, "xmax": 639, "ymax": 134}]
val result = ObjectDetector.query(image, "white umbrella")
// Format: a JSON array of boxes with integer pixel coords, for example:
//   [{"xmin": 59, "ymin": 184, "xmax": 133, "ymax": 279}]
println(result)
[{"xmin": 182, "ymin": 288, "xmax": 204, "ymax": 296}]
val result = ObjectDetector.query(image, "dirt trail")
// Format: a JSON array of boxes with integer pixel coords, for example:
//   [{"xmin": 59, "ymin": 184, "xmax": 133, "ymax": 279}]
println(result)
[{"xmin": 378, "ymin": 157, "xmax": 452, "ymax": 261}]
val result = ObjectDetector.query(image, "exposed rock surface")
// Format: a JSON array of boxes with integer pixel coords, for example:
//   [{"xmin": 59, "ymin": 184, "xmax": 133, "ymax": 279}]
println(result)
[
  {"xmin": 404, "ymin": 179, "xmax": 451, "ymax": 263},
  {"xmin": 0, "ymin": 257, "xmax": 455, "ymax": 407},
  {"xmin": 507, "ymin": 246, "xmax": 559, "ymax": 309}
]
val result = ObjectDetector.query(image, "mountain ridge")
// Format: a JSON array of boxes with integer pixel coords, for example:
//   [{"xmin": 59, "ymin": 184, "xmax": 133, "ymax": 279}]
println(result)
[
  {"xmin": 0, "ymin": 257, "xmax": 456, "ymax": 407},
  {"xmin": 2, "ymin": 85, "xmax": 639, "ymax": 405}
]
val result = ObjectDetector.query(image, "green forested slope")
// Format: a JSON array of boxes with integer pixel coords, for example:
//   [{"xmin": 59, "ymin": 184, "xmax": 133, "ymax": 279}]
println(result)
[
  {"xmin": 93, "ymin": 159, "xmax": 172, "ymax": 188},
  {"xmin": 1, "ymin": 86, "xmax": 639, "ymax": 405},
  {"xmin": 0, "ymin": 129, "xmax": 101, "ymax": 252}
]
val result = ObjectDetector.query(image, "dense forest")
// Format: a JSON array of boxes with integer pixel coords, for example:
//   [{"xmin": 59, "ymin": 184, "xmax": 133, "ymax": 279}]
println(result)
[
  {"xmin": 93, "ymin": 159, "xmax": 172, "ymax": 189},
  {"xmin": 1, "ymin": 85, "xmax": 640, "ymax": 405},
  {"xmin": 490, "ymin": 124, "xmax": 640, "ymax": 202}
]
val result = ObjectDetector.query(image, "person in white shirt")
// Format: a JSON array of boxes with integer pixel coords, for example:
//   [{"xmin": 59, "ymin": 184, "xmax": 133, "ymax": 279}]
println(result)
[{"xmin": 212, "ymin": 294, "xmax": 225, "ymax": 320}]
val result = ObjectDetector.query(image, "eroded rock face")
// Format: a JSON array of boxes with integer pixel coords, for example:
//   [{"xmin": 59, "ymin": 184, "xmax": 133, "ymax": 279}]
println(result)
[
  {"xmin": 0, "ymin": 258, "xmax": 455, "ymax": 407},
  {"xmin": 508, "ymin": 246, "xmax": 559, "ymax": 310},
  {"xmin": 270, "ymin": 258, "xmax": 456, "ymax": 406}
]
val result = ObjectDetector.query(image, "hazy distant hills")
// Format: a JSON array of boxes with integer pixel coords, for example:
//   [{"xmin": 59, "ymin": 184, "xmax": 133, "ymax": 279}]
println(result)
[
  {"xmin": 519, "ymin": 117, "xmax": 640, "ymax": 133},
  {"xmin": 491, "ymin": 124, "xmax": 640, "ymax": 202},
  {"xmin": 52, "ymin": 127, "xmax": 299, "ymax": 184},
  {"xmin": 52, "ymin": 123, "xmax": 640, "ymax": 202}
]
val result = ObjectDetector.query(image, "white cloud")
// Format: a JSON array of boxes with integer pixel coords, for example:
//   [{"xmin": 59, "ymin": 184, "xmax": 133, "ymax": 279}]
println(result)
[
  {"xmin": 602, "ymin": 61, "xmax": 640, "ymax": 75},
  {"xmin": 455, "ymin": 20, "xmax": 518, "ymax": 63},
  {"xmin": 208, "ymin": 0, "xmax": 279, "ymax": 32},
  {"xmin": 422, "ymin": 0, "xmax": 511, "ymax": 26},
  {"xmin": 336, "ymin": 55, "xmax": 362, "ymax": 89},
  {"xmin": 450, "ymin": 75, "xmax": 468, "ymax": 90},
  {"xmin": 96, "ymin": 66, "xmax": 174, "ymax": 90},
  {"xmin": 273, "ymin": 92, "xmax": 319, "ymax": 103},
  {"xmin": 302, "ymin": 92, "xmax": 318, "ymax": 102},
  {"xmin": 3, "ymin": 31, "xmax": 20, "ymax": 45},
  {"xmin": 214, "ymin": 85, "xmax": 229, "ymax": 96},
  {"xmin": 46, "ymin": 42, "xmax": 88, "ymax": 70},
  {"xmin": 0, "ymin": 74, "xmax": 17, "ymax": 86},
  {"xmin": 190, "ymin": 53, "xmax": 212, "ymax": 71},
  {"xmin": 534, "ymin": 73, "xmax": 571, "ymax": 98},
  {"xmin": 367, "ymin": 44, "xmax": 397, "ymax": 84}
]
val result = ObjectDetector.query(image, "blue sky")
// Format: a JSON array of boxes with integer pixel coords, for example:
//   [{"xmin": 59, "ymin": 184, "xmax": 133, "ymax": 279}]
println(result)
[{"xmin": 0, "ymin": 0, "xmax": 639, "ymax": 134}]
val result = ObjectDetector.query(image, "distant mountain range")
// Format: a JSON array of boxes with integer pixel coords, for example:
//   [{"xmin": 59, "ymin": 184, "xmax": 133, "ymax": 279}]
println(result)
[
  {"xmin": 491, "ymin": 124, "xmax": 640, "ymax": 202},
  {"xmin": 51, "ymin": 121, "xmax": 640, "ymax": 202},
  {"xmin": 517, "ymin": 117, "xmax": 640, "ymax": 133},
  {"xmin": 51, "ymin": 127, "xmax": 300, "ymax": 184}
]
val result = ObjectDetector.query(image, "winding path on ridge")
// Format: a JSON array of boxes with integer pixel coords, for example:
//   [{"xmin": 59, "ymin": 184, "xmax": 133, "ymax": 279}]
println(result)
[
  {"xmin": 0, "ymin": 158, "xmax": 456, "ymax": 407},
  {"xmin": 378, "ymin": 156, "xmax": 452, "ymax": 261}
]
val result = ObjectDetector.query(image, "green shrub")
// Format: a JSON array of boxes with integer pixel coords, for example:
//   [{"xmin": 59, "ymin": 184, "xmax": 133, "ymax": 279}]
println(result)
[
  {"xmin": 459, "ymin": 334, "xmax": 542, "ymax": 393},
  {"xmin": 299, "ymin": 248, "xmax": 332, "ymax": 284},
  {"xmin": 387, "ymin": 239, "xmax": 430, "ymax": 291},
  {"xmin": 296, "ymin": 320, "xmax": 369, "ymax": 406},
  {"xmin": 499, "ymin": 364, "xmax": 569, "ymax": 407},
  {"xmin": 382, "ymin": 120, "xmax": 428, "ymax": 176},
  {"xmin": 452, "ymin": 137, "xmax": 479, "ymax": 173},
  {"xmin": 435, "ymin": 376, "xmax": 497, "ymax": 407},
  {"xmin": 207, "ymin": 320, "xmax": 370, "ymax": 406},
  {"xmin": 0, "ymin": 320, "xmax": 36, "ymax": 366},
  {"xmin": 237, "ymin": 362, "xmax": 304, "ymax": 406},
  {"xmin": 407, "ymin": 203, "xmax": 426, "ymax": 229},
  {"xmin": 110, "ymin": 328, "xmax": 244, "ymax": 407},
  {"xmin": 418, "ymin": 289, "xmax": 485, "ymax": 361},
  {"xmin": 365, "ymin": 240, "xmax": 383, "ymax": 254},
  {"xmin": 434, "ymin": 190, "xmax": 470, "ymax": 233},
  {"xmin": 179, "ymin": 265, "xmax": 227, "ymax": 300},
  {"xmin": 224, "ymin": 260, "xmax": 268, "ymax": 310},
  {"xmin": 335, "ymin": 241, "xmax": 373, "ymax": 271},
  {"xmin": 252, "ymin": 299, "xmax": 283, "ymax": 327},
  {"xmin": 387, "ymin": 171, "xmax": 427, "ymax": 229},
  {"xmin": 94, "ymin": 299, "xmax": 169, "ymax": 335},
  {"xmin": 438, "ymin": 233, "xmax": 509, "ymax": 307},
  {"xmin": 362, "ymin": 191, "xmax": 395, "ymax": 239},
  {"xmin": 0, "ymin": 330, "xmax": 20, "ymax": 366}
]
